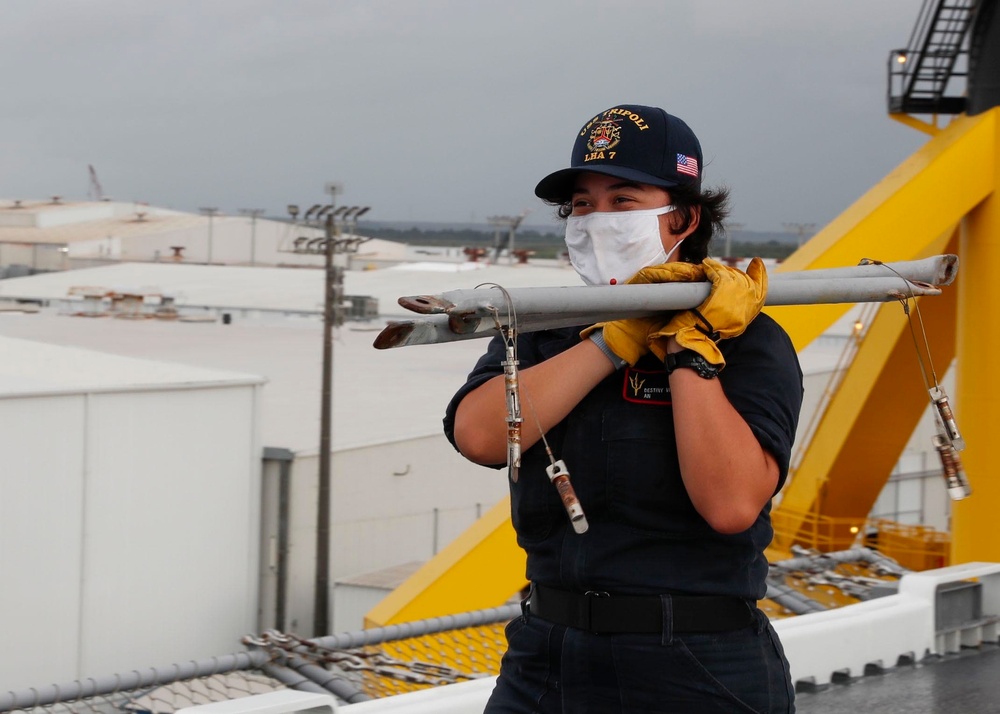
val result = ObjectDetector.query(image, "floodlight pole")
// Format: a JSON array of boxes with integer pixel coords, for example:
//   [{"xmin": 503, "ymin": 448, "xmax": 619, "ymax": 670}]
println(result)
[
  {"xmin": 315, "ymin": 209, "xmax": 337, "ymax": 636},
  {"xmin": 725, "ymin": 222, "xmax": 744, "ymax": 259},
  {"xmin": 239, "ymin": 208, "xmax": 265, "ymax": 266},
  {"xmin": 313, "ymin": 181, "xmax": 348, "ymax": 636},
  {"xmin": 199, "ymin": 207, "xmax": 219, "ymax": 264},
  {"xmin": 284, "ymin": 192, "xmax": 370, "ymax": 636}
]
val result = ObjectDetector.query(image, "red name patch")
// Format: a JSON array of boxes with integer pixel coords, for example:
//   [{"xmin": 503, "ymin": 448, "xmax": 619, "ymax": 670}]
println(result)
[{"xmin": 622, "ymin": 367, "xmax": 672, "ymax": 406}]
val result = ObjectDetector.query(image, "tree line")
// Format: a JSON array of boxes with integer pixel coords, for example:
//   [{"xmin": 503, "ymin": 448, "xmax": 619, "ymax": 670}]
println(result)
[{"xmin": 360, "ymin": 225, "xmax": 797, "ymax": 260}]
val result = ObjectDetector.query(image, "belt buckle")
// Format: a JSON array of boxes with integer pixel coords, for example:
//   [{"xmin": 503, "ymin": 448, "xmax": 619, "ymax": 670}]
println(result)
[{"xmin": 584, "ymin": 590, "xmax": 609, "ymax": 633}]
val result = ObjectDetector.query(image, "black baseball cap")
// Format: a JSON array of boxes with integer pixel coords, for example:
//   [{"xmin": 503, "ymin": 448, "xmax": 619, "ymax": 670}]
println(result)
[{"xmin": 534, "ymin": 104, "xmax": 704, "ymax": 203}]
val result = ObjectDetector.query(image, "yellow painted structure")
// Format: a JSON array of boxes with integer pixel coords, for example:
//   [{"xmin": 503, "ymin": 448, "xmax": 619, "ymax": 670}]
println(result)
[
  {"xmin": 368, "ymin": 108, "xmax": 1000, "ymax": 626},
  {"xmin": 769, "ymin": 258, "xmax": 957, "ymax": 558},
  {"xmin": 365, "ymin": 497, "xmax": 526, "ymax": 626},
  {"xmin": 767, "ymin": 111, "xmax": 994, "ymax": 350},
  {"xmin": 953, "ymin": 109, "xmax": 1000, "ymax": 563}
]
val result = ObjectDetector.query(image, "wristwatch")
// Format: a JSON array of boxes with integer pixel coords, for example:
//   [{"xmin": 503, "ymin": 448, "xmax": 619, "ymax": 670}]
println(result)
[{"xmin": 665, "ymin": 349, "xmax": 722, "ymax": 379}]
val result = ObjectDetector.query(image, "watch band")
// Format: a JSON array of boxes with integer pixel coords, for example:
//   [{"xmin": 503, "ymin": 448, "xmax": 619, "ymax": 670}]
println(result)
[{"xmin": 665, "ymin": 349, "xmax": 722, "ymax": 379}]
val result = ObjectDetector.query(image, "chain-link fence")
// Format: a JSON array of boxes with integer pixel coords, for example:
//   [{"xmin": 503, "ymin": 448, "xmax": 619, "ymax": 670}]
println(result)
[{"xmin": 0, "ymin": 605, "xmax": 518, "ymax": 714}]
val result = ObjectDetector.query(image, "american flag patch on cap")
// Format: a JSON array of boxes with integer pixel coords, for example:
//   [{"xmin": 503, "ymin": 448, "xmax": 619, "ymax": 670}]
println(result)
[{"xmin": 676, "ymin": 154, "xmax": 699, "ymax": 177}]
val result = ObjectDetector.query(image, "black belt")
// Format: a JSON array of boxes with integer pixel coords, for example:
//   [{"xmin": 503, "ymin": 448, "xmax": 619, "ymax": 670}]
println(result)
[{"xmin": 527, "ymin": 583, "xmax": 754, "ymax": 634}]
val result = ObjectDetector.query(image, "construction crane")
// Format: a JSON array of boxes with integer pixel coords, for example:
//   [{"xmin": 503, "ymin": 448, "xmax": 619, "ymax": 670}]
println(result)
[{"xmin": 88, "ymin": 165, "xmax": 106, "ymax": 202}]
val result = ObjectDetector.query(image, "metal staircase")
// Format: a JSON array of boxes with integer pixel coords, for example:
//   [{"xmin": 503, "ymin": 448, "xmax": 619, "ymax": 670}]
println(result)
[{"xmin": 888, "ymin": 0, "xmax": 979, "ymax": 114}]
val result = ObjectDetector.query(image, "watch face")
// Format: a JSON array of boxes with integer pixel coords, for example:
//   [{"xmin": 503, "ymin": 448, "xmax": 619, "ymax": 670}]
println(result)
[
  {"xmin": 669, "ymin": 350, "xmax": 720, "ymax": 378},
  {"xmin": 694, "ymin": 358, "xmax": 721, "ymax": 378}
]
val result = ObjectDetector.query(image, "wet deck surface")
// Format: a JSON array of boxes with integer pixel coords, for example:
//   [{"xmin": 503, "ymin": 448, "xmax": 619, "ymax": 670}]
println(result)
[{"xmin": 796, "ymin": 644, "xmax": 1000, "ymax": 713}]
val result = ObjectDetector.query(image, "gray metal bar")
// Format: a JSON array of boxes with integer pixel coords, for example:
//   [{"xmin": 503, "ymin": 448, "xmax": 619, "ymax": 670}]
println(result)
[
  {"xmin": 766, "ymin": 581, "xmax": 829, "ymax": 615},
  {"xmin": 283, "ymin": 654, "xmax": 372, "ymax": 704},
  {"xmin": 260, "ymin": 662, "xmax": 335, "ymax": 695},
  {"xmin": 0, "ymin": 605, "xmax": 520, "ymax": 712},
  {"xmin": 775, "ymin": 547, "xmax": 909, "ymax": 576},
  {"xmin": 413, "ymin": 277, "xmax": 941, "ymax": 321},
  {"xmin": 0, "ymin": 651, "xmax": 271, "ymax": 712},
  {"xmin": 263, "ymin": 447, "xmax": 295, "ymax": 632},
  {"xmin": 374, "ymin": 276, "xmax": 944, "ymax": 349},
  {"xmin": 765, "ymin": 255, "xmax": 957, "ymax": 284},
  {"xmin": 309, "ymin": 604, "xmax": 520, "ymax": 650},
  {"xmin": 399, "ymin": 255, "xmax": 957, "ymax": 317}
]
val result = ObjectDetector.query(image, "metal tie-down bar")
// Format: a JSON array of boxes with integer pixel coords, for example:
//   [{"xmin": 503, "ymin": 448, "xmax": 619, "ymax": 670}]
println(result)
[{"xmin": 373, "ymin": 255, "xmax": 958, "ymax": 349}]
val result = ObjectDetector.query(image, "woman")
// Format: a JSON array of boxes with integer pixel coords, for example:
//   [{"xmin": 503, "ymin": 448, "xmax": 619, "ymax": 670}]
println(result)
[{"xmin": 443, "ymin": 104, "xmax": 803, "ymax": 713}]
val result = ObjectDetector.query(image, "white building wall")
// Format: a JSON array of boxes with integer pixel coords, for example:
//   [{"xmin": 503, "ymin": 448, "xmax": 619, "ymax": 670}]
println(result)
[
  {"xmin": 33, "ymin": 204, "xmax": 117, "ymax": 228},
  {"xmin": 107, "ymin": 218, "xmax": 403, "ymax": 270},
  {"xmin": 79, "ymin": 386, "xmax": 261, "ymax": 674},
  {"xmin": 332, "ymin": 583, "xmax": 389, "ymax": 635},
  {"xmin": 260, "ymin": 434, "xmax": 508, "ymax": 635},
  {"xmin": 0, "ymin": 394, "xmax": 86, "ymax": 688},
  {"xmin": 68, "ymin": 236, "xmax": 122, "ymax": 260},
  {"xmin": 0, "ymin": 242, "xmax": 36, "ymax": 268},
  {"xmin": 0, "ymin": 382, "xmax": 262, "ymax": 691}
]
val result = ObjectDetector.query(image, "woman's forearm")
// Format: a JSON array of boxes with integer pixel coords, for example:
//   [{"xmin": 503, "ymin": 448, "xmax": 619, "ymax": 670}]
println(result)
[
  {"xmin": 669, "ymin": 367, "xmax": 779, "ymax": 533},
  {"xmin": 453, "ymin": 339, "xmax": 615, "ymax": 464}
]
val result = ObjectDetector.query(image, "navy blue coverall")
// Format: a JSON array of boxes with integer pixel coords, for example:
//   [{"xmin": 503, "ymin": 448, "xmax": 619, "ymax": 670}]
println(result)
[{"xmin": 444, "ymin": 313, "xmax": 804, "ymax": 713}]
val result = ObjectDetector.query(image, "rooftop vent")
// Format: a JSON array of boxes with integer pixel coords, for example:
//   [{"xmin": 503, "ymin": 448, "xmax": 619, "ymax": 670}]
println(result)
[{"xmin": 512, "ymin": 249, "xmax": 535, "ymax": 264}]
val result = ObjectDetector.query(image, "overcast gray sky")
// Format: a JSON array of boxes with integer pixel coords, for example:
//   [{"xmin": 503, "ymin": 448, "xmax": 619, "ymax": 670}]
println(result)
[{"xmin": 1, "ymin": 0, "xmax": 928, "ymax": 231}]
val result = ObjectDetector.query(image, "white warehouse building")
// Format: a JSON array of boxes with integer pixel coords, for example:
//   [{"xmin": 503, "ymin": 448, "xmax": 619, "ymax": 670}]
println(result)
[
  {"xmin": 0, "ymin": 198, "xmax": 411, "ymax": 273},
  {"xmin": 0, "ymin": 335, "xmax": 265, "ymax": 692}
]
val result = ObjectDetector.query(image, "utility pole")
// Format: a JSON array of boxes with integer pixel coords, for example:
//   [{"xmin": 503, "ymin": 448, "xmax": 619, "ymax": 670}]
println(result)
[
  {"xmin": 783, "ymin": 222, "xmax": 816, "ymax": 250},
  {"xmin": 199, "ymin": 207, "xmax": 220, "ymax": 264},
  {"xmin": 316, "ymin": 208, "xmax": 338, "ymax": 637},
  {"xmin": 285, "ymin": 189, "xmax": 370, "ymax": 636},
  {"xmin": 725, "ymin": 222, "xmax": 744, "ymax": 259},
  {"xmin": 239, "ymin": 208, "xmax": 265, "ymax": 266}
]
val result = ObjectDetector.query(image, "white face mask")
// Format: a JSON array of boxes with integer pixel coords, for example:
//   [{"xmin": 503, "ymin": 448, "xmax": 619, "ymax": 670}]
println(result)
[{"xmin": 565, "ymin": 205, "xmax": 681, "ymax": 286}]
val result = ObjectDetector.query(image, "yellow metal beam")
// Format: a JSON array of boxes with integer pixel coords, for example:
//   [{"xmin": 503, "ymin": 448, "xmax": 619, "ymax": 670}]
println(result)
[
  {"xmin": 818, "ymin": 280, "xmax": 956, "ymax": 519},
  {"xmin": 772, "ymin": 109, "xmax": 995, "ymax": 557},
  {"xmin": 772, "ymin": 232, "xmax": 958, "ymax": 555},
  {"xmin": 889, "ymin": 113, "xmax": 943, "ymax": 136},
  {"xmin": 768, "ymin": 111, "xmax": 995, "ymax": 352},
  {"xmin": 953, "ymin": 107, "xmax": 1000, "ymax": 563}
]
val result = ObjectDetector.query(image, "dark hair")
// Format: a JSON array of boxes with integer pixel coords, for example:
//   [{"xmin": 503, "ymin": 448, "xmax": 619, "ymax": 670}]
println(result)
[{"xmin": 551, "ymin": 183, "xmax": 731, "ymax": 263}]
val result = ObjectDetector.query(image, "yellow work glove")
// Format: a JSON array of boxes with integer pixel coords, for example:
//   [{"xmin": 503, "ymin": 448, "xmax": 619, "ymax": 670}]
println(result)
[
  {"xmin": 580, "ymin": 262, "xmax": 707, "ymax": 367},
  {"xmin": 648, "ymin": 257, "xmax": 768, "ymax": 367},
  {"xmin": 581, "ymin": 316, "xmax": 661, "ymax": 366},
  {"xmin": 630, "ymin": 262, "xmax": 705, "ymax": 286}
]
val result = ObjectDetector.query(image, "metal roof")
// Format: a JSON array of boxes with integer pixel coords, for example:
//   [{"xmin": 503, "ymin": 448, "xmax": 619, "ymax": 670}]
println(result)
[
  {"xmin": 0, "ymin": 260, "xmax": 583, "ymax": 451},
  {"xmin": 0, "ymin": 333, "xmax": 264, "ymax": 397},
  {"xmin": 0, "ymin": 260, "xmax": 582, "ymax": 315},
  {"xmin": 0, "ymin": 200, "xmax": 212, "ymax": 244}
]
